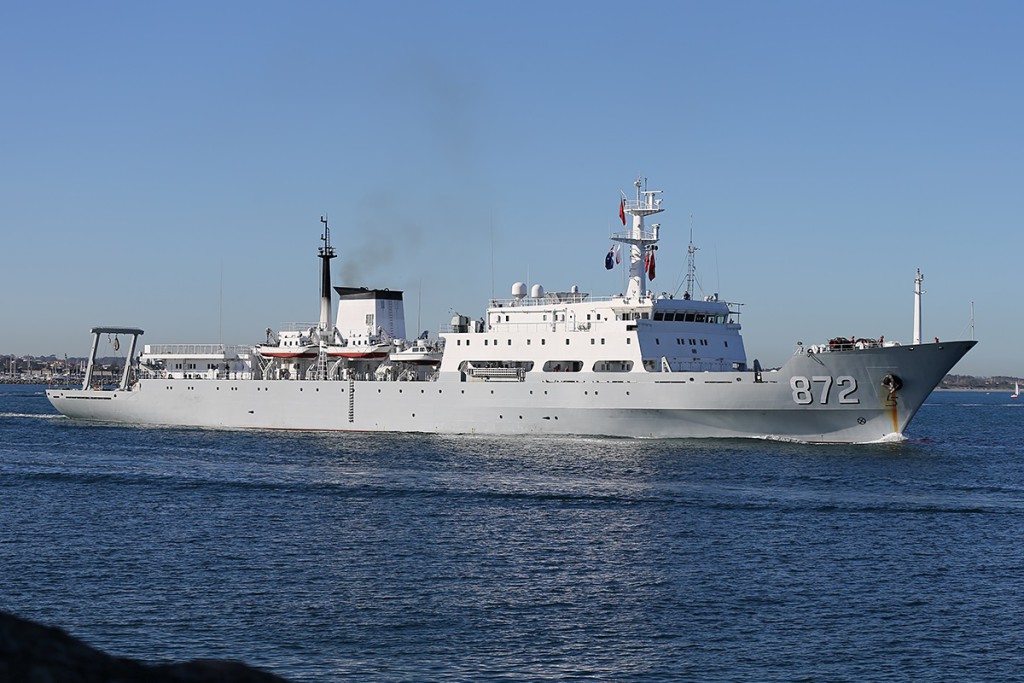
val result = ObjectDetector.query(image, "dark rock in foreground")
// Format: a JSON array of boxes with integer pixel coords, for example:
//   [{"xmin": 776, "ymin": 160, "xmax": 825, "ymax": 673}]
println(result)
[{"xmin": 0, "ymin": 611, "xmax": 289, "ymax": 682}]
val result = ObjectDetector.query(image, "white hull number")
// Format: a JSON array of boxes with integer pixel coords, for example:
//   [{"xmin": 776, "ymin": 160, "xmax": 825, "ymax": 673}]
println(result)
[{"xmin": 790, "ymin": 376, "xmax": 860, "ymax": 405}]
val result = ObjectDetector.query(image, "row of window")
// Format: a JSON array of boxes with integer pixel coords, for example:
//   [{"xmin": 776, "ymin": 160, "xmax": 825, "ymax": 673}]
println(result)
[
  {"xmin": 460, "ymin": 337, "xmax": 631, "ymax": 347},
  {"xmin": 491, "ymin": 311, "xmax": 727, "ymax": 325},
  {"xmin": 652, "ymin": 311, "xmax": 727, "ymax": 323},
  {"xmin": 460, "ymin": 336, "xmax": 728, "ymax": 349},
  {"xmin": 461, "ymin": 360, "xmax": 635, "ymax": 374},
  {"xmin": 653, "ymin": 338, "xmax": 727, "ymax": 347},
  {"xmin": 494, "ymin": 312, "xmax": 608, "ymax": 324}
]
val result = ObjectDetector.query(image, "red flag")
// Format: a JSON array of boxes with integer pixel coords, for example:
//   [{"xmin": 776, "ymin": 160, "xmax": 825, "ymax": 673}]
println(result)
[
  {"xmin": 619, "ymin": 198, "xmax": 626, "ymax": 225},
  {"xmin": 647, "ymin": 250, "xmax": 656, "ymax": 280}
]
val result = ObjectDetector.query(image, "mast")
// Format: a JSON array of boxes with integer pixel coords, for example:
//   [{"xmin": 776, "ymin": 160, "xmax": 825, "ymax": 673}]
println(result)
[
  {"xmin": 611, "ymin": 176, "xmax": 663, "ymax": 299},
  {"xmin": 685, "ymin": 220, "xmax": 699, "ymax": 300},
  {"xmin": 913, "ymin": 268, "xmax": 924, "ymax": 345},
  {"xmin": 318, "ymin": 216, "xmax": 336, "ymax": 332}
]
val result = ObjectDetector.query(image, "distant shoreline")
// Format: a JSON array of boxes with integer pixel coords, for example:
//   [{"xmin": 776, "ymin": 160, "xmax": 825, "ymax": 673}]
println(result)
[{"xmin": 934, "ymin": 387, "xmax": 1012, "ymax": 392}]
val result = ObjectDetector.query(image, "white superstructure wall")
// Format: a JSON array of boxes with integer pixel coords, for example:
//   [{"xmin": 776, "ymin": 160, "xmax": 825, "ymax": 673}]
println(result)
[{"xmin": 335, "ymin": 288, "xmax": 407, "ymax": 341}]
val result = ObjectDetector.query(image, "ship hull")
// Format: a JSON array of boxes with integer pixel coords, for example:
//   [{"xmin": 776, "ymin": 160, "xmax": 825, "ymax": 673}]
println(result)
[{"xmin": 46, "ymin": 340, "xmax": 974, "ymax": 443}]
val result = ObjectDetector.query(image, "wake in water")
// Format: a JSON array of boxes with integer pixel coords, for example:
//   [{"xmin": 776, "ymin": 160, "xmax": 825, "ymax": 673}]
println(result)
[
  {"xmin": 758, "ymin": 432, "xmax": 907, "ymax": 445},
  {"xmin": 0, "ymin": 412, "xmax": 64, "ymax": 420}
]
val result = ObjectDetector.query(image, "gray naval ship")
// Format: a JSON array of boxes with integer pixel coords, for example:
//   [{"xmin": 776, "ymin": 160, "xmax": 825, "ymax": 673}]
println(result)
[{"xmin": 47, "ymin": 178, "xmax": 974, "ymax": 443}]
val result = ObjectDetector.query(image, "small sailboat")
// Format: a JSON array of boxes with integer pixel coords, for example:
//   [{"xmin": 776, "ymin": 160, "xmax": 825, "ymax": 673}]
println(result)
[{"xmin": 1012, "ymin": 382, "xmax": 1019, "ymax": 399}]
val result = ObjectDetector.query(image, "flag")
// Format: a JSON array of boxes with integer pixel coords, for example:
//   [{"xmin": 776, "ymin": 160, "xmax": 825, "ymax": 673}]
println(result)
[
  {"xmin": 647, "ymin": 250, "xmax": 656, "ymax": 280},
  {"xmin": 619, "ymin": 198, "xmax": 626, "ymax": 225},
  {"xmin": 604, "ymin": 248, "xmax": 614, "ymax": 270}
]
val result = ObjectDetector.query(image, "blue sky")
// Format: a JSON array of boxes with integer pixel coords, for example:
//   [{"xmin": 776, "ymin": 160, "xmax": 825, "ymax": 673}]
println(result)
[{"xmin": 2, "ymin": 1, "xmax": 1021, "ymax": 376}]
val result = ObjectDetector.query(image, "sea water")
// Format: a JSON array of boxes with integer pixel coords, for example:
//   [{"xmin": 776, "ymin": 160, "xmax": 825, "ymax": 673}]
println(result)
[{"xmin": 1, "ymin": 385, "xmax": 1022, "ymax": 681}]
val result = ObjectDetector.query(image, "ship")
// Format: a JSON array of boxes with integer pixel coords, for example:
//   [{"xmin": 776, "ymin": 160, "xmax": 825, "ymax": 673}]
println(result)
[{"xmin": 46, "ymin": 178, "xmax": 975, "ymax": 443}]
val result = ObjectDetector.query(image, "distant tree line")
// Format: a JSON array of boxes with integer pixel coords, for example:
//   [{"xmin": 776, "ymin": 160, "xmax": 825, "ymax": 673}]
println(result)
[{"xmin": 939, "ymin": 374, "xmax": 1021, "ymax": 390}]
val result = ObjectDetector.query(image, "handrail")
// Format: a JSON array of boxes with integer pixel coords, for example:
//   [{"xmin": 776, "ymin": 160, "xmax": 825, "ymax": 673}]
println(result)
[{"xmin": 143, "ymin": 344, "xmax": 252, "ymax": 356}]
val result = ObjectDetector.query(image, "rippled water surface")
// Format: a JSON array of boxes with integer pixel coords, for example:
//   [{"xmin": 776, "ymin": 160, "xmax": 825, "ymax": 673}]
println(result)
[{"xmin": 2, "ymin": 385, "xmax": 1023, "ymax": 681}]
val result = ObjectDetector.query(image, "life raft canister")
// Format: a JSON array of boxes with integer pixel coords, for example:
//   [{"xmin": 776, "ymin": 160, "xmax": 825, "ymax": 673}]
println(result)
[{"xmin": 881, "ymin": 373, "xmax": 903, "ymax": 393}]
